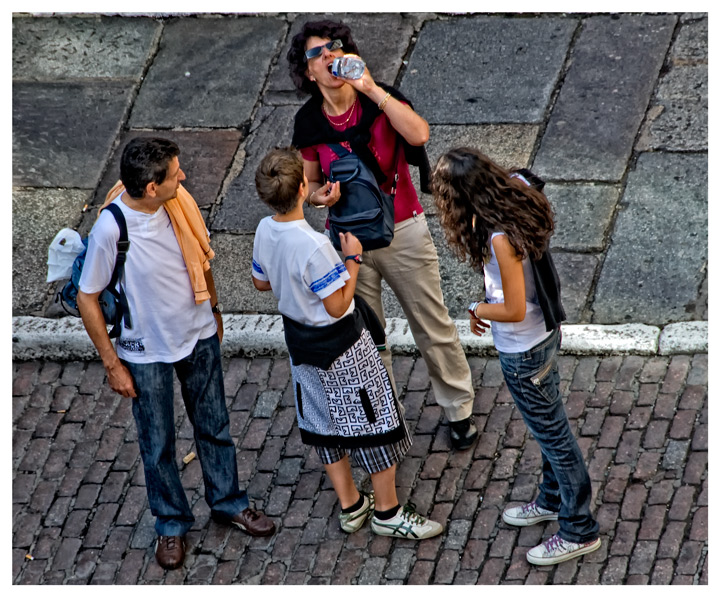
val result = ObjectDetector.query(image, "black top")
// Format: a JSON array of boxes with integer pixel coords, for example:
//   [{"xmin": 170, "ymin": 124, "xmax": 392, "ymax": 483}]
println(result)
[
  {"xmin": 282, "ymin": 295, "xmax": 386, "ymax": 369},
  {"xmin": 531, "ymin": 249, "xmax": 566, "ymax": 332},
  {"xmin": 509, "ymin": 168, "xmax": 564, "ymax": 331},
  {"xmin": 291, "ymin": 82, "xmax": 431, "ymax": 193}
]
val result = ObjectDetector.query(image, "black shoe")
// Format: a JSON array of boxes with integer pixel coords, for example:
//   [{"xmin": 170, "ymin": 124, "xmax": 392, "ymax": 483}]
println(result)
[{"xmin": 449, "ymin": 417, "xmax": 478, "ymax": 450}]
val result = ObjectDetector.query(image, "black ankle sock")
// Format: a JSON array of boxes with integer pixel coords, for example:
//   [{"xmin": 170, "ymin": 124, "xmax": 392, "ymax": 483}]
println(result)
[
  {"xmin": 341, "ymin": 493, "xmax": 365, "ymax": 514},
  {"xmin": 373, "ymin": 504, "xmax": 401, "ymax": 520}
]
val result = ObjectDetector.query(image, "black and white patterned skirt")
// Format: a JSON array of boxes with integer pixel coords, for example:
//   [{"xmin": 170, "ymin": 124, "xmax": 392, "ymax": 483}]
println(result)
[{"xmin": 291, "ymin": 328, "xmax": 408, "ymax": 449}]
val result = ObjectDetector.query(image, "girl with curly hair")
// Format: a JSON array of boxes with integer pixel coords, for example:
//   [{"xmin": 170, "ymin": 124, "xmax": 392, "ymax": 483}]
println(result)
[{"xmin": 432, "ymin": 147, "xmax": 601, "ymax": 567}]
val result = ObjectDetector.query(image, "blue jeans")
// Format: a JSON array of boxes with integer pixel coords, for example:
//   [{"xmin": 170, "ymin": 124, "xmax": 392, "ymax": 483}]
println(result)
[
  {"xmin": 123, "ymin": 334, "xmax": 249, "ymax": 536},
  {"xmin": 498, "ymin": 328, "xmax": 599, "ymax": 543}
]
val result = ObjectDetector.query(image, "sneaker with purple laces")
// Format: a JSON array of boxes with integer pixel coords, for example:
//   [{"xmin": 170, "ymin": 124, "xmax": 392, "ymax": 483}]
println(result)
[
  {"xmin": 502, "ymin": 501, "xmax": 559, "ymax": 527},
  {"xmin": 526, "ymin": 533, "xmax": 601, "ymax": 566}
]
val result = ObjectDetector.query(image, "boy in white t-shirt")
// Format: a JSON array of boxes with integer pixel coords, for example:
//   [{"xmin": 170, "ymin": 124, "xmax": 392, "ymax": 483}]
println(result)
[{"xmin": 252, "ymin": 147, "xmax": 442, "ymax": 540}]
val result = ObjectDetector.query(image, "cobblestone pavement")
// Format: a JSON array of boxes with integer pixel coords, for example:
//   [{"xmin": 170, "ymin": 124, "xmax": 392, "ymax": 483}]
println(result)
[{"xmin": 12, "ymin": 353, "xmax": 708, "ymax": 585}]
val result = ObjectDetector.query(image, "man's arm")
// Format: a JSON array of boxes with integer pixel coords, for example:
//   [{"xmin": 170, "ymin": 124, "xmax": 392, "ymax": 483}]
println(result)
[
  {"xmin": 204, "ymin": 267, "xmax": 223, "ymax": 343},
  {"xmin": 77, "ymin": 290, "xmax": 136, "ymax": 398}
]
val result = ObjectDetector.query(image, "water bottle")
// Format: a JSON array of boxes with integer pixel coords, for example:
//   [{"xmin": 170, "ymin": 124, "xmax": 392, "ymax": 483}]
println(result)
[{"xmin": 331, "ymin": 54, "xmax": 365, "ymax": 79}]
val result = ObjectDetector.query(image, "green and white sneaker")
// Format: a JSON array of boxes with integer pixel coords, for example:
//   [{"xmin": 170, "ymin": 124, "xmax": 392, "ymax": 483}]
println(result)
[
  {"xmin": 339, "ymin": 491, "xmax": 375, "ymax": 533},
  {"xmin": 371, "ymin": 502, "xmax": 443, "ymax": 540},
  {"xmin": 526, "ymin": 533, "xmax": 601, "ymax": 566},
  {"xmin": 502, "ymin": 501, "xmax": 559, "ymax": 527}
]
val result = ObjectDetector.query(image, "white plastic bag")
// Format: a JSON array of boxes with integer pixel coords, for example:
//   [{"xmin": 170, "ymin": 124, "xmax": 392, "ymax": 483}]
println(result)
[{"xmin": 47, "ymin": 228, "xmax": 84, "ymax": 283}]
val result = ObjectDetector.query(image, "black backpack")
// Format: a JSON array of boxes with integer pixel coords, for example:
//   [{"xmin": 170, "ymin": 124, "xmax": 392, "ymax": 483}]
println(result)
[
  {"xmin": 327, "ymin": 143, "xmax": 397, "ymax": 251},
  {"xmin": 56, "ymin": 203, "xmax": 132, "ymax": 338}
]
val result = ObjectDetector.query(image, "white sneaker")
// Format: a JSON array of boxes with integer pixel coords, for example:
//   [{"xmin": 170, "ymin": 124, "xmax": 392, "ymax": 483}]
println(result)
[
  {"xmin": 338, "ymin": 491, "xmax": 374, "ymax": 533},
  {"xmin": 370, "ymin": 502, "xmax": 443, "ymax": 540},
  {"xmin": 526, "ymin": 533, "xmax": 601, "ymax": 566},
  {"xmin": 502, "ymin": 501, "xmax": 559, "ymax": 527}
]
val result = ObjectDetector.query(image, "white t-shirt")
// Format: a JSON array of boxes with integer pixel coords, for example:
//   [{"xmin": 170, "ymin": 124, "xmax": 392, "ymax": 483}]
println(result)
[
  {"xmin": 252, "ymin": 217, "xmax": 352, "ymax": 327},
  {"xmin": 484, "ymin": 231, "xmax": 551, "ymax": 353},
  {"xmin": 79, "ymin": 195, "xmax": 216, "ymax": 363}
]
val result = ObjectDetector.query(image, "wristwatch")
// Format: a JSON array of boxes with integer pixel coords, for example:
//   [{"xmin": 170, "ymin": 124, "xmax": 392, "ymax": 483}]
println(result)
[
  {"xmin": 212, "ymin": 302, "xmax": 223, "ymax": 314},
  {"xmin": 344, "ymin": 254, "xmax": 363, "ymax": 265}
]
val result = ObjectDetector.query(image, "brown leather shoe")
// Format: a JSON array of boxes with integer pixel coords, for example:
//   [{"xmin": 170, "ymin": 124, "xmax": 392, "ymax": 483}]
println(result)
[
  {"xmin": 155, "ymin": 535, "xmax": 185, "ymax": 570},
  {"xmin": 218, "ymin": 508, "xmax": 276, "ymax": 537}
]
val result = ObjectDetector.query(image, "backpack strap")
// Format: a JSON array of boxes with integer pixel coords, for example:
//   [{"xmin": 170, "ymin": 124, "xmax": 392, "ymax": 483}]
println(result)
[
  {"xmin": 102, "ymin": 203, "xmax": 133, "ymax": 334},
  {"xmin": 328, "ymin": 143, "xmax": 350, "ymax": 158},
  {"xmin": 328, "ymin": 143, "xmax": 401, "ymax": 198}
]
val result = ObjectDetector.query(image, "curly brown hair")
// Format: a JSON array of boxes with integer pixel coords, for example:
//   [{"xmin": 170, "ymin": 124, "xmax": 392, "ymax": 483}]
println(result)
[
  {"xmin": 431, "ymin": 147, "xmax": 555, "ymax": 271},
  {"xmin": 286, "ymin": 19, "xmax": 360, "ymax": 97}
]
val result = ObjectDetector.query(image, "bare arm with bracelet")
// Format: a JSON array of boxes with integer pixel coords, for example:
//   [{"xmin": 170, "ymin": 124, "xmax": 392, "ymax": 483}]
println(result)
[
  {"xmin": 468, "ymin": 235, "xmax": 527, "ymax": 337},
  {"xmin": 304, "ymin": 159, "xmax": 341, "ymax": 208}
]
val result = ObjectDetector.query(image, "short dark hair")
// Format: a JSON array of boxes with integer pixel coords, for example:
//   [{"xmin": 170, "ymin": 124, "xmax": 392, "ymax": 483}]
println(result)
[
  {"xmin": 255, "ymin": 147, "xmax": 305, "ymax": 215},
  {"xmin": 287, "ymin": 19, "xmax": 360, "ymax": 97},
  {"xmin": 120, "ymin": 137, "xmax": 180, "ymax": 198}
]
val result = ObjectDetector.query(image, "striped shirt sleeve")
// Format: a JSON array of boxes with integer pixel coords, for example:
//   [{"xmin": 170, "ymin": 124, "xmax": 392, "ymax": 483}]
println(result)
[{"xmin": 305, "ymin": 243, "xmax": 350, "ymax": 300}]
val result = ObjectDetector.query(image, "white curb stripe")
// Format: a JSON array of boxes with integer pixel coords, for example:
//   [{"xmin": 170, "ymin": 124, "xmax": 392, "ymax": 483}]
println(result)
[{"xmin": 12, "ymin": 316, "xmax": 707, "ymax": 361}]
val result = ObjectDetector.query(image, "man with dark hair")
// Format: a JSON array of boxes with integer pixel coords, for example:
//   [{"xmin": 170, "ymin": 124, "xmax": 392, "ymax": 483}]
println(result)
[{"xmin": 77, "ymin": 137, "xmax": 275, "ymax": 571}]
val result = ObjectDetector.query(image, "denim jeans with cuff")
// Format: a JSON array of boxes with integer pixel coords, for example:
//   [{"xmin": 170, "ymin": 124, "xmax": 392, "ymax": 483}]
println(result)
[
  {"xmin": 123, "ymin": 334, "xmax": 249, "ymax": 537},
  {"xmin": 498, "ymin": 327, "xmax": 599, "ymax": 543}
]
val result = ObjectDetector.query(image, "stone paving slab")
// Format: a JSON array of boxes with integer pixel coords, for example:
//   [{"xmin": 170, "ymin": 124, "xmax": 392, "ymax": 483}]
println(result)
[
  {"xmin": 212, "ymin": 105, "xmax": 299, "ymax": 232},
  {"xmin": 592, "ymin": 152, "xmax": 707, "ymax": 324},
  {"xmin": 13, "ymin": 189, "xmax": 93, "ymax": 315},
  {"xmin": 11, "ymin": 351, "xmax": 708, "ymax": 584},
  {"xmin": 551, "ymin": 253, "xmax": 600, "ymax": 324},
  {"xmin": 12, "ymin": 15, "xmax": 160, "ymax": 81},
  {"xmin": 401, "ymin": 16, "xmax": 576, "ymax": 124},
  {"xmin": 637, "ymin": 64, "xmax": 707, "ymax": 152},
  {"xmin": 672, "ymin": 15, "xmax": 708, "ymax": 61},
  {"xmin": 533, "ymin": 15, "xmax": 676, "ymax": 182},
  {"xmin": 94, "ymin": 129, "xmax": 244, "ymax": 207},
  {"xmin": 637, "ymin": 14, "xmax": 707, "ymax": 152},
  {"xmin": 130, "ymin": 16, "xmax": 287, "ymax": 128},
  {"xmin": 210, "ymin": 234, "xmax": 279, "ymax": 315},
  {"xmin": 546, "ymin": 183, "xmax": 620, "ymax": 252},
  {"xmin": 12, "ymin": 81, "xmax": 133, "ymax": 188}
]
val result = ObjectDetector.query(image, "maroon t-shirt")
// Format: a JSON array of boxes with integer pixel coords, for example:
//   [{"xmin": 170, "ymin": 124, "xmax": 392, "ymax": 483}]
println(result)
[{"xmin": 300, "ymin": 100, "xmax": 424, "ymax": 224}]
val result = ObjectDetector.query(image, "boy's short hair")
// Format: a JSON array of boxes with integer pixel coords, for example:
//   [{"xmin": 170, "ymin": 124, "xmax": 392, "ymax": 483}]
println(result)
[{"xmin": 255, "ymin": 147, "xmax": 305, "ymax": 215}]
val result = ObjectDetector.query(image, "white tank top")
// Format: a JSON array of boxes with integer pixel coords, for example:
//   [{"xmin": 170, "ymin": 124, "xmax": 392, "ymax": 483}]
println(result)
[{"xmin": 484, "ymin": 231, "xmax": 551, "ymax": 353}]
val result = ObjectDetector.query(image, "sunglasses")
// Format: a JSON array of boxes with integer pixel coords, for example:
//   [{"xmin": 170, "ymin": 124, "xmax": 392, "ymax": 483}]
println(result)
[{"xmin": 304, "ymin": 39, "xmax": 343, "ymax": 60}]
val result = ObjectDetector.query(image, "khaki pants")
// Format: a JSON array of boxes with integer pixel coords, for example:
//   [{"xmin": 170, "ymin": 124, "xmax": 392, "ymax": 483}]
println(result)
[{"xmin": 355, "ymin": 212, "xmax": 474, "ymax": 422}]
